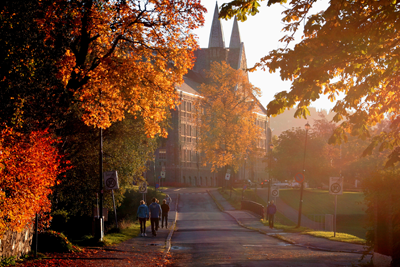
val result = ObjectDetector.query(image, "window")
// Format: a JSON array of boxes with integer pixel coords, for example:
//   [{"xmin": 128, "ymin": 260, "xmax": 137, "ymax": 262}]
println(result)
[
  {"xmin": 189, "ymin": 150, "xmax": 192, "ymax": 162},
  {"xmin": 159, "ymin": 149, "xmax": 166, "ymax": 160}
]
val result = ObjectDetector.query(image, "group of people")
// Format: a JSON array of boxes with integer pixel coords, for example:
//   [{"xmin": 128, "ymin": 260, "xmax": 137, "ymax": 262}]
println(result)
[{"xmin": 136, "ymin": 194, "xmax": 172, "ymax": 237}]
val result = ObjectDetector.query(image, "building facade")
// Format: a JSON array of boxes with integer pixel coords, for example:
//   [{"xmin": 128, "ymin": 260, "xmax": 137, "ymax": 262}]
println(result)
[{"xmin": 147, "ymin": 3, "xmax": 272, "ymax": 187}]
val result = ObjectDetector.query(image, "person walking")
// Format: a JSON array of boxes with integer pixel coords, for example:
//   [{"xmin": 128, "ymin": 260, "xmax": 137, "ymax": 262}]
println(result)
[
  {"xmin": 267, "ymin": 200, "xmax": 277, "ymax": 229},
  {"xmin": 164, "ymin": 194, "xmax": 172, "ymax": 206},
  {"xmin": 136, "ymin": 200, "xmax": 149, "ymax": 237},
  {"xmin": 148, "ymin": 197, "xmax": 162, "ymax": 236},
  {"xmin": 161, "ymin": 199, "xmax": 170, "ymax": 229}
]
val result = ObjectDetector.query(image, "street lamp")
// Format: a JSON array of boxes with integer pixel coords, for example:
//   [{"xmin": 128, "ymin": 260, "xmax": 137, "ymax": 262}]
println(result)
[
  {"xmin": 243, "ymin": 154, "xmax": 248, "ymax": 200},
  {"xmin": 297, "ymin": 122, "xmax": 310, "ymax": 228},
  {"xmin": 268, "ymin": 143, "xmax": 274, "ymax": 204},
  {"xmin": 153, "ymin": 155, "xmax": 156, "ymax": 192}
]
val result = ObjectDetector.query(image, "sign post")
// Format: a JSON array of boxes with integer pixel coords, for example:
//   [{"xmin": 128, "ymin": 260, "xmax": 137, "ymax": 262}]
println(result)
[
  {"xmin": 138, "ymin": 181, "xmax": 148, "ymax": 202},
  {"xmin": 329, "ymin": 177, "xmax": 343, "ymax": 237},
  {"xmin": 104, "ymin": 171, "xmax": 119, "ymax": 229}
]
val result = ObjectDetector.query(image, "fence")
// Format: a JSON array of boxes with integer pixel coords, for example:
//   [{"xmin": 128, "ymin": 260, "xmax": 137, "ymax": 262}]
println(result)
[{"xmin": 241, "ymin": 200, "xmax": 264, "ymax": 217}]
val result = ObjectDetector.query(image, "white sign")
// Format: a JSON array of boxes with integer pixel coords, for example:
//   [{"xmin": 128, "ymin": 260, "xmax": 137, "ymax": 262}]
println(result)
[
  {"xmin": 329, "ymin": 177, "xmax": 343, "ymax": 195},
  {"xmin": 271, "ymin": 187, "xmax": 279, "ymax": 197},
  {"xmin": 160, "ymin": 171, "xmax": 166, "ymax": 178},
  {"xmin": 225, "ymin": 173, "xmax": 231, "ymax": 180},
  {"xmin": 104, "ymin": 171, "xmax": 119, "ymax": 190},
  {"xmin": 138, "ymin": 182, "xmax": 147, "ymax": 193}
]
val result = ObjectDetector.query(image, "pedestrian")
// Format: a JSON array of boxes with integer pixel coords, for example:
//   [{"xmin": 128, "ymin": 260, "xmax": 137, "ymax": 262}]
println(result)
[
  {"xmin": 161, "ymin": 199, "xmax": 170, "ymax": 229},
  {"xmin": 267, "ymin": 200, "xmax": 277, "ymax": 229},
  {"xmin": 156, "ymin": 198, "xmax": 160, "ymax": 230},
  {"xmin": 148, "ymin": 197, "xmax": 162, "ymax": 236},
  {"xmin": 136, "ymin": 200, "xmax": 149, "ymax": 237},
  {"xmin": 164, "ymin": 194, "xmax": 172, "ymax": 206}
]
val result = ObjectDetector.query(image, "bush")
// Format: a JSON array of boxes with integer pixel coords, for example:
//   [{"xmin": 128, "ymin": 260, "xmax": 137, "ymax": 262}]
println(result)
[
  {"xmin": 33, "ymin": 230, "xmax": 81, "ymax": 253},
  {"xmin": 50, "ymin": 209, "xmax": 69, "ymax": 233}
]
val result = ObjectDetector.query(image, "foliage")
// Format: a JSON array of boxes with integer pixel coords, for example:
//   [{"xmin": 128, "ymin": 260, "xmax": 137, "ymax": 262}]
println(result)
[
  {"xmin": 0, "ymin": 256, "xmax": 16, "ymax": 267},
  {"xmin": 52, "ymin": 114, "xmax": 159, "ymax": 216},
  {"xmin": 0, "ymin": 0, "xmax": 69, "ymax": 131},
  {"xmin": 194, "ymin": 61, "xmax": 262, "ymax": 173},
  {"xmin": 0, "ymin": 127, "xmax": 69, "ymax": 237},
  {"xmin": 34, "ymin": 0, "xmax": 206, "ymax": 137},
  {"xmin": 35, "ymin": 230, "xmax": 82, "ymax": 253},
  {"xmin": 271, "ymin": 114, "xmax": 389, "ymax": 186},
  {"xmin": 220, "ymin": 0, "xmax": 400, "ymax": 166}
]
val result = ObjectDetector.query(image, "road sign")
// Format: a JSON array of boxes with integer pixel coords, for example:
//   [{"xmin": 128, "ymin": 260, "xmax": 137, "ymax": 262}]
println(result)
[
  {"xmin": 271, "ymin": 187, "xmax": 279, "ymax": 197},
  {"xmin": 225, "ymin": 173, "xmax": 231, "ymax": 180},
  {"xmin": 138, "ymin": 182, "xmax": 147, "ymax": 193},
  {"xmin": 158, "ymin": 175, "xmax": 161, "ymax": 179},
  {"xmin": 160, "ymin": 171, "xmax": 166, "ymax": 178},
  {"xmin": 104, "ymin": 171, "xmax": 119, "ymax": 190},
  {"xmin": 155, "ymin": 183, "xmax": 160, "ymax": 189},
  {"xmin": 294, "ymin": 172, "xmax": 305, "ymax": 183},
  {"xmin": 243, "ymin": 184, "xmax": 247, "ymax": 190},
  {"xmin": 329, "ymin": 177, "xmax": 343, "ymax": 195}
]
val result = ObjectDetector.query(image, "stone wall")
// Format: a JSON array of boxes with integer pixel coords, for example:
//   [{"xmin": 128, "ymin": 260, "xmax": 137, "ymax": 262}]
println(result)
[{"xmin": 0, "ymin": 227, "xmax": 33, "ymax": 259}]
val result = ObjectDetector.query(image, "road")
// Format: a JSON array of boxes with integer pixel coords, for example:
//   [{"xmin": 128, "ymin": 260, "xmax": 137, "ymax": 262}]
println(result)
[{"xmin": 164, "ymin": 187, "xmax": 369, "ymax": 267}]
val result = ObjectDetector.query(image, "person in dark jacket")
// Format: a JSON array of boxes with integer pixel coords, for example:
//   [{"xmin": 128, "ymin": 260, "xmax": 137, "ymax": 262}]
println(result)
[
  {"xmin": 148, "ymin": 197, "xmax": 162, "ymax": 236},
  {"xmin": 161, "ymin": 199, "xmax": 170, "ymax": 229},
  {"xmin": 136, "ymin": 200, "xmax": 149, "ymax": 236},
  {"xmin": 267, "ymin": 200, "xmax": 277, "ymax": 229}
]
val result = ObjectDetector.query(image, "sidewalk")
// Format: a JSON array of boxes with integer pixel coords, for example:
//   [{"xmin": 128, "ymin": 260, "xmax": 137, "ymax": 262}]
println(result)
[{"xmin": 207, "ymin": 189, "xmax": 369, "ymax": 255}]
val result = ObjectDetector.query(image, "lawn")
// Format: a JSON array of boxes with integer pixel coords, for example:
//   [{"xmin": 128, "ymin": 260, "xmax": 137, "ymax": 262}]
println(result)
[{"xmin": 278, "ymin": 188, "xmax": 367, "ymax": 238}]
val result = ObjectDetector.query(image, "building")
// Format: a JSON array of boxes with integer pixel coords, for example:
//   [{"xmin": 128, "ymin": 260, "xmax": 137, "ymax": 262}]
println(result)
[{"xmin": 147, "ymin": 3, "xmax": 272, "ymax": 187}]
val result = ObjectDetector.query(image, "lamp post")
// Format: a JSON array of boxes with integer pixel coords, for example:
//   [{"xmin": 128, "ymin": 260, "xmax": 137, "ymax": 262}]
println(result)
[
  {"xmin": 268, "ymin": 143, "xmax": 274, "ymax": 204},
  {"xmin": 297, "ymin": 122, "xmax": 310, "ymax": 228},
  {"xmin": 243, "ymin": 154, "xmax": 248, "ymax": 200},
  {"xmin": 153, "ymin": 155, "xmax": 156, "ymax": 192}
]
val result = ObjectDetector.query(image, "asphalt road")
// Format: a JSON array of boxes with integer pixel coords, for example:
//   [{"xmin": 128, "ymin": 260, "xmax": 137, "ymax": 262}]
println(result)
[{"xmin": 164, "ymin": 187, "xmax": 370, "ymax": 267}]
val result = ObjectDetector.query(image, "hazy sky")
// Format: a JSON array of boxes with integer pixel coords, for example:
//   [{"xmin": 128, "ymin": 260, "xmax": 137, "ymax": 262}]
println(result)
[{"xmin": 194, "ymin": 1, "xmax": 335, "ymax": 113}]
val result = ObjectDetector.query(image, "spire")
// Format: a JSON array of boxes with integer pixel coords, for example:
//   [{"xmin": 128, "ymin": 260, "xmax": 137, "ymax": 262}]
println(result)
[
  {"xmin": 229, "ymin": 16, "xmax": 241, "ymax": 48},
  {"xmin": 208, "ymin": 2, "xmax": 225, "ymax": 48}
]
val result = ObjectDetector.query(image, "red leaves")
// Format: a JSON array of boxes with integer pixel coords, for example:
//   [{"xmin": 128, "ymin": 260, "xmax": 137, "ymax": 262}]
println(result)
[
  {"xmin": 17, "ymin": 247, "xmax": 171, "ymax": 267},
  {"xmin": 0, "ymin": 126, "xmax": 71, "ymax": 237}
]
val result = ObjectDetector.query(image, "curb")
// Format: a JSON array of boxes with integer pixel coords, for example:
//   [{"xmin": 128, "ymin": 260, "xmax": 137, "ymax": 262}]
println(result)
[
  {"xmin": 163, "ymin": 193, "xmax": 179, "ymax": 260},
  {"xmin": 207, "ymin": 189, "xmax": 370, "ymax": 255}
]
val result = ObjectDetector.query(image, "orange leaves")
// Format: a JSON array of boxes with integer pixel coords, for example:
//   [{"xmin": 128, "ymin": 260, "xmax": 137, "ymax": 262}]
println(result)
[
  {"xmin": 36, "ymin": 0, "xmax": 206, "ymax": 138},
  {"xmin": 194, "ymin": 61, "xmax": 262, "ymax": 172},
  {"xmin": 0, "ymin": 126, "xmax": 70, "ymax": 238}
]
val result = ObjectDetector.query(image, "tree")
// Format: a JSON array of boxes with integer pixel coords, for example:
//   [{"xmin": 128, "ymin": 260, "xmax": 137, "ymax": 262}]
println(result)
[
  {"xmin": 35, "ymin": 0, "xmax": 206, "ymax": 137},
  {"xmin": 194, "ymin": 61, "xmax": 262, "ymax": 174},
  {"xmin": 53, "ymin": 114, "xmax": 160, "ymax": 216},
  {"xmin": 220, "ymin": 0, "xmax": 400, "ymax": 165},
  {"xmin": 0, "ymin": 127, "xmax": 69, "ymax": 237}
]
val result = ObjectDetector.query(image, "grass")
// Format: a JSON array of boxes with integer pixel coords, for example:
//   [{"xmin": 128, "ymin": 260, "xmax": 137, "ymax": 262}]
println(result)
[
  {"xmin": 305, "ymin": 231, "xmax": 366, "ymax": 245},
  {"xmin": 278, "ymin": 188, "xmax": 367, "ymax": 238},
  {"xmin": 103, "ymin": 219, "xmax": 141, "ymax": 246}
]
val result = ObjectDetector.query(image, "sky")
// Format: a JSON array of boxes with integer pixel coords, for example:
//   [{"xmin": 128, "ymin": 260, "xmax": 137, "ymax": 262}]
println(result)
[{"xmin": 194, "ymin": 1, "xmax": 335, "ymax": 113}]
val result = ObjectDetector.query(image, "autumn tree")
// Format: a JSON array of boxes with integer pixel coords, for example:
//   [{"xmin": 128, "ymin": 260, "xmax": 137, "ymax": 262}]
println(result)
[
  {"xmin": 35, "ymin": 0, "xmax": 206, "ymax": 136},
  {"xmin": 0, "ymin": 127, "xmax": 69, "ymax": 237},
  {"xmin": 194, "ymin": 61, "xmax": 262, "ymax": 175},
  {"xmin": 220, "ymin": 0, "xmax": 400, "ymax": 165}
]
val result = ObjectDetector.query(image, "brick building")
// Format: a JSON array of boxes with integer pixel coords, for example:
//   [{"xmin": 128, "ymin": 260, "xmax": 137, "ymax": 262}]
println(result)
[{"xmin": 147, "ymin": 3, "xmax": 272, "ymax": 187}]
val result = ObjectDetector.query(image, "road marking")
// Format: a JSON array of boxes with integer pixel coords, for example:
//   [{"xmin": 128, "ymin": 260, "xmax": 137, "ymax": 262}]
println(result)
[{"xmin": 242, "ymin": 245, "xmax": 263, "ymax": 247}]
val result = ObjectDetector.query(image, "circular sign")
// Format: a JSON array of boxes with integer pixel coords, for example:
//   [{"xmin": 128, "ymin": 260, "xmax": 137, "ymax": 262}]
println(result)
[
  {"xmin": 155, "ymin": 183, "xmax": 160, "ymax": 189},
  {"xmin": 106, "ymin": 178, "xmax": 117, "ymax": 189},
  {"xmin": 138, "ymin": 183, "xmax": 147, "ymax": 193},
  {"xmin": 158, "ymin": 176, "xmax": 162, "ymax": 179},
  {"xmin": 330, "ymin": 183, "xmax": 341, "ymax": 194},
  {"xmin": 295, "ymin": 173, "xmax": 305, "ymax": 183},
  {"xmin": 271, "ymin": 189, "xmax": 279, "ymax": 197}
]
